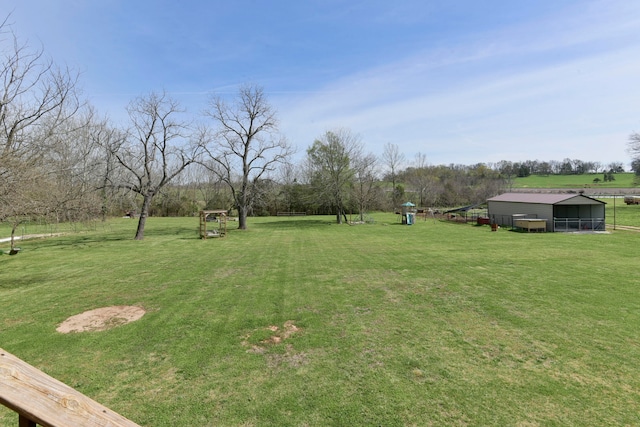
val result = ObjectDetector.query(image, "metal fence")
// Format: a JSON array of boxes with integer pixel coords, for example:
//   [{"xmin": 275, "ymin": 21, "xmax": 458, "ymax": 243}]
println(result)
[
  {"xmin": 553, "ymin": 218, "xmax": 605, "ymax": 232},
  {"xmin": 490, "ymin": 214, "xmax": 537, "ymax": 228}
]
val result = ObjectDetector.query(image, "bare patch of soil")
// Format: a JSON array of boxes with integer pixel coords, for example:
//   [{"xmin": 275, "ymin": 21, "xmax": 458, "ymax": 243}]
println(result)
[
  {"xmin": 242, "ymin": 321, "xmax": 309, "ymax": 369},
  {"xmin": 56, "ymin": 306, "xmax": 145, "ymax": 333},
  {"xmin": 242, "ymin": 320, "xmax": 301, "ymax": 354}
]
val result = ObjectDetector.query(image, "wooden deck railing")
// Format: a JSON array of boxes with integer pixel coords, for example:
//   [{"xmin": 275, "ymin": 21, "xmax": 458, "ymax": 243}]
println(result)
[{"xmin": 0, "ymin": 348, "xmax": 140, "ymax": 427}]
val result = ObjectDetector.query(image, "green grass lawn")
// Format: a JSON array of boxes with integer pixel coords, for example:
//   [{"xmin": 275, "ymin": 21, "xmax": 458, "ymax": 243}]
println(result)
[
  {"xmin": 514, "ymin": 172, "xmax": 639, "ymax": 188},
  {"xmin": 1, "ymin": 215, "xmax": 640, "ymax": 426},
  {"xmin": 603, "ymin": 197, "xmax": 640, "ymax": 227}
]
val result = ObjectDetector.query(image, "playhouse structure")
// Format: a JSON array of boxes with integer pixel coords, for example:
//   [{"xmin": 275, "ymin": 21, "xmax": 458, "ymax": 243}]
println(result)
[{"xmin": 401, "ymin": 202, "xmax": 416, "ymax": 225}]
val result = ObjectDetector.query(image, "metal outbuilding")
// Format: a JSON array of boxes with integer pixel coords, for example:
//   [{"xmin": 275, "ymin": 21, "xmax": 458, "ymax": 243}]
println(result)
[{"xmin": 487, "ymin": 193, "xmax": 606, "ymax": 232}]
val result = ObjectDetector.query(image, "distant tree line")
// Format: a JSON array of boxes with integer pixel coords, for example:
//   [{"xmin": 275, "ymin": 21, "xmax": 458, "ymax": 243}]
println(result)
[
  {"xmin": 490, "ymin": 159, "xmax": 625, "ymax": 178},
  {"xmin": 1, "ymin": 18, "xmax": 636, "ymax": 241}
]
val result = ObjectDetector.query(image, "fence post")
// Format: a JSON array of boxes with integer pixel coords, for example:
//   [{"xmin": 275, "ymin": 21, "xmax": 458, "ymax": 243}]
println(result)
[{"xmin": 18, "ymin": 415, "xmax": 37, "ymax": 427}]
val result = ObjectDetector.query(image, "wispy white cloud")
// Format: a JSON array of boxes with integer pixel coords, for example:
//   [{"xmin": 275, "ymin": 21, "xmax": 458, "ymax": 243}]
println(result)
[
  {"xmin": 278, "ymin": 0, "xmax": 640, "ymax": 165},
  {"xmin": 5, "ymin": 0, "xmax": 640, "ymax": 167}
]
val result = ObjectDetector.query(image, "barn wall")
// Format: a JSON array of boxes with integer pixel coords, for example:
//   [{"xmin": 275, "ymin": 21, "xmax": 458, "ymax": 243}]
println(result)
[
  {"xmin": 591, "ymin": 204, "xmax": 605, "ymax": 218},
  {"xmin": 487, "ymin": 202, "xmax": 554, "ymax": 229}
]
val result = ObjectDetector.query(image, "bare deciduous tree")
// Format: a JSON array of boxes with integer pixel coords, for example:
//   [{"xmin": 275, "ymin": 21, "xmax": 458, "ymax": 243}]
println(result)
[
  {"xmin": 202, "ymin": 85, "xmax": 293, "ymax": 230},
  {"xmin": 0, "ymin": 157, "xmax": 59, "ymax": 252},
  {"xmin": 0, "ymin": 20, "xmax": 80, "ymax": 159},
  {"xmin": 107, "ymin": 91, "xmax": 205, "ymax": 240},
  {"xmin": 0, "ymin": 18, "xmax": 82, "ymax": 250},
  {"xmin": 407, "ymin": 152, "xmax": 433, "ymax": 206},
  {"xmin": 352, "ymin": 151, "xmax": 379, "ymax": 221},
  {"xmin": 381, "ymin": 142, "xmax": 405, "ymax": 209},
  {"xmin": 84, "ymin": 113, "xmax": 128, "ymax": 220}
]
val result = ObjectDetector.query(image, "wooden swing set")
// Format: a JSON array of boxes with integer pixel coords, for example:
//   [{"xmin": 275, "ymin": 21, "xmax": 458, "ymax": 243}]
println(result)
[{"xmin": 199, "ymin": 210, "xmax": 227, "ymax": 239}]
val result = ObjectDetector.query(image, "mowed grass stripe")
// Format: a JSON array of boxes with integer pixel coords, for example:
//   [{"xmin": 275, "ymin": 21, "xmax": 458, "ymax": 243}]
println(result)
[{"xmin": 1, "ymin": 215, "xmax": 639, "ymax": 426}]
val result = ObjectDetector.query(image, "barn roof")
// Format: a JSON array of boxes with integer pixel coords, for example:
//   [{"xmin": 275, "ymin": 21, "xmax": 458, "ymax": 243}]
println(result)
[
  {"xmin": 444, "ymin": 203, "xmax": 483, "ymax": 213},
  {"xmin": 487, "ymin": 193, "xmax": 605, "ymax": 205}
]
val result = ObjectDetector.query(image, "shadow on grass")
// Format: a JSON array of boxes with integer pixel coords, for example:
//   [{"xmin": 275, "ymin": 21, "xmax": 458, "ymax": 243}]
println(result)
[
  {"xmin": 254, "ymin": 218, "xmax": 343, "ymax": 229},
  {"xmin": 24, "ymin": 236, "xmax": 130, "ymax": 251},
  {"xmin": 141, "ymin": 225, "xmax": 200, "ymax": 238},
  {"xmin": 0, "ymin": 271, "xmax": 58, "ymax": 290}
]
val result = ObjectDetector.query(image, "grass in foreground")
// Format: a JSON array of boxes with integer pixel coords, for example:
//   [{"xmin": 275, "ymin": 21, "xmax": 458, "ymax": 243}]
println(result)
[{"xmin": 1, "ymin": 215, "xmax": 640, "ymax": 426}]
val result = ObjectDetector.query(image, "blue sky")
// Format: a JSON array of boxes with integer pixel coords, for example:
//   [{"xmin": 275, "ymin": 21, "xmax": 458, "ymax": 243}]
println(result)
[{"xmin": 5, "ymin": 0, "xmax": 640, "ymax": 167}]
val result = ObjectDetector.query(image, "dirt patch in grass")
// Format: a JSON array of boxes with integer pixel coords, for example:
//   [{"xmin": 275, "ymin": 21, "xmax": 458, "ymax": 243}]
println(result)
[
  {"xmin": 243, "ymin": 320, "xmax": 301, "ymax": 354},
  {"xmin": 56, "ymin": 306, "xmax": 145, "ymax": 333}
]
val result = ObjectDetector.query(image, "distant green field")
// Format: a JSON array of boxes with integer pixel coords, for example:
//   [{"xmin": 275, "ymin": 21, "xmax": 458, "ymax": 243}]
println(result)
[
  {"xmin": 602, "ymin": 198, "xmax": 640, "ymax": 227},
  {"xmin": 514, "ymin": 173, "xmax": 638, "ymax": 188},
  {"xmin": 1, "ymin": 215, "xmax": 640, "ymax": 426}
]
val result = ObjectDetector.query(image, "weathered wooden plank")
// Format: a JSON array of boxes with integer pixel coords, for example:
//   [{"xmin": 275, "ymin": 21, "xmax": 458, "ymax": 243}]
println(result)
[{"xmin": 0, "ymin": 348, "xmax": 140, "ymax": 427}]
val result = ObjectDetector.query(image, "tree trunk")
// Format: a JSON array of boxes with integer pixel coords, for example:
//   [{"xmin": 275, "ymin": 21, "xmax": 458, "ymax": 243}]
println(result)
[
  {"xmin": 100, "ymin": 188, "xmax": 109, "ymax": 222},
  {"xmin": 238, "ymin": 205, "xmax": 248, "ymax": 230},
  {"xmin": 10, "ymin": 221, "xmax": 19, "ymax": 252},
  {"xmin": 134, "ymin": 193, "xmax": 153, "ymax": 240},
  {"xmin": 101, "ymin": 171, "xmax": 110, "ymax": 222},
  {"xmin": 237, "ymin": 187, "xmax": 249, "ymax": 230}
]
